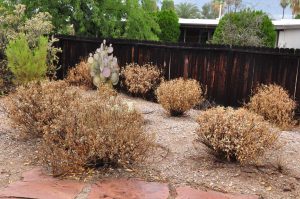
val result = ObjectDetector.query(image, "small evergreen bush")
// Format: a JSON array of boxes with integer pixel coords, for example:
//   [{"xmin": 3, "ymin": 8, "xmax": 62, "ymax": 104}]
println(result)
[
  {"xmin": 6, "ymin": 35, "xmax": 48, "ymax": 84},
  {"xmin": 156, "ymin": 78, "xmax": 203, "ymax": 116},
  {"xmin": 157, "ymin": 10, "xmax": 180, "ymax": 42},
  {"xmin": 212, "ymin": 10, "xmax": 276, "ymax": 47}
]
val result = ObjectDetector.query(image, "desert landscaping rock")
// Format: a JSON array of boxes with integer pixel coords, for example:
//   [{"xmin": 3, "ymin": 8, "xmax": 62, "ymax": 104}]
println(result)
[
  {"xmin": 0, "ymin": 168, "xmax": 259, "ymax": 199},
  {"xmin": 0, "ymin": 168, "xmax": 85, "ymax": 199},
  {"xmin": 88, "ymin": 179, "xmax": 169, "ymax": 199}
]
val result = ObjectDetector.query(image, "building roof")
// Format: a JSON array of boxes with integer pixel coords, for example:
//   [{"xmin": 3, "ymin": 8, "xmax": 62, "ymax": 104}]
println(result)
[{"xmin": 179, "ymin": 18, "xmax": 300, "ymax": 30}]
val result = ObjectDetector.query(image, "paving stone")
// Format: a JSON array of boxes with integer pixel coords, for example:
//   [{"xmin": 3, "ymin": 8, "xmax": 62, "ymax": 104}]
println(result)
[
  {"xmin": 88, "ymin": 179, "xmax": 170, "ymax": 199},
  {"xmin": 0, "ymin": 167, "xmax": 85, "ymax": 199},
  {"xmin": 176, "ymin": 187, "xmax": 259, "ymax": 199}
]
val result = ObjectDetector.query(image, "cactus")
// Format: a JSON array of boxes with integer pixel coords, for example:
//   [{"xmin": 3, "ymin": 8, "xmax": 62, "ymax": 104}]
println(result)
[{"xmin": 88, "ymin": 40, "xmax": 120, "ymax": 87}]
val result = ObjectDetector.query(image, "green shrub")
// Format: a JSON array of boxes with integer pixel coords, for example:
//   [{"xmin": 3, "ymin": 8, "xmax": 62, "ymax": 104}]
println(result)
[
  {"xmin": 212, "ymin": 10, "xmax": 276, "ymax": 47},
  {"xmin": 6, "ymin": 35, "xmax": 48, "ymax": 84},
  {"xmin": 156, "ymin": 78, "xmax": 203, "ymax": 116},
  {"xmin": 197, "ymin": 107, "xmax": 279, "ymax": 164},
  {"xmin": 157, "ymin": 10, "xmax": 180, "ymax": 42}
]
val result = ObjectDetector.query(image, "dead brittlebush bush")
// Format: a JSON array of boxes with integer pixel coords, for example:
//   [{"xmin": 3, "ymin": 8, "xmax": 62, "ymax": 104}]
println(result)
[
  {"xmin": 246, "ymin": 84, "xmax": 296, "ymax": 129},
  {"xmin": 65, "ymin": 61, "xmax": 94, "ymax": 89},
  {"xmin": 121, "ymin": 63, "xmax": 163, "ymax": 97},
  {"xmin": 156, "ymin": 78, "xmax": 203, "ymax": 116},
  {"xmin": 97, "ymin": 82, "xmax": 118, "ymax": 99},
  {"xmin": 197, "ymin": 107, "xmax": 279, "ymax": 164},
  {"xmin": 7, "ymin": 80, "xmax": 79, "ymax": 138},
  {"xmin": 41, "ymin": 94, "xmax": 155, "ymax": 176}
]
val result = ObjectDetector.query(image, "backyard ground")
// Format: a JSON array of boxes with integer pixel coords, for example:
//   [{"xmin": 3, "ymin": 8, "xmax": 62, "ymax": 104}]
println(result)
[{"xmin": 0, "ymin": 92, "xmax": 300, "ymax": 199}]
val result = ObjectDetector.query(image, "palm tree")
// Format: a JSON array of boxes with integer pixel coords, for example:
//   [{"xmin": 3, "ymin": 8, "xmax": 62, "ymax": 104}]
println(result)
[
  {"xmin": 213, "ymin": 0, "xmax": 225, "ymax": 18},
  {"xmin": 175, "ymin": 2, "xmax": 200, "ymax": 18},
  {"xmin": 280, "ymin": 0, "xmax": 289, "ymax": 19},
  {"xmin": 290, "ymin": 0, "xmax": 300, "ymax": 16}
]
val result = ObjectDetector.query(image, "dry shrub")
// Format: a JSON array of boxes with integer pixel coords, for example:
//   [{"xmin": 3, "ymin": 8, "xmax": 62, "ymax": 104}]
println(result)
[
  {"xmin": 65, "ymin": 61, "xmax": 94, "ymax": 89},
  {"xmin": 156, "ymin": 78, "xmax": 203, "ymax": 116},
  {"xmin": 121, "ymin": 63, "xmax": 163, "ymax": 98},
  {"xmin": 197, "ymin": 107, "xmax": 279, "ymax": 164},
  {"xmin": 7, "ymin": 80, "xmax": 79, "ymax": 138},
  {"xmin": 97, "ymin": 82, "xmax": 118, "ymax": 98},
  {"xmin": 41, "ymin": 94, "xmax": 155, "ymax": 176},
  {"xmin": 246, "ymin": 84, "xmax": 296, "ymax": 129}
]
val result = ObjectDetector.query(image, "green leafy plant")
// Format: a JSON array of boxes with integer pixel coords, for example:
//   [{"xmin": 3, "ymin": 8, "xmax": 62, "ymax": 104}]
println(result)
[
  {"xmin": 6, "ymin": 35, "xmax": 48, "ymax": 84},
  {"xmin": 197, "ymin": 107, "xmax": 279, "ymax": 164},
  {"xmin": 157, "ymin": 10, "xmax": 180, "ymax": 42},
  {"xmin": 211, "ymin": 10, "xmax": 276, "ymax": 47},
  {"xmin": 0, "ymin": 4, "xmax": 61, "ymax": 83},
  {"xmin": 124, "ymin": 1, "xmax": 161, "ymax": 41}
]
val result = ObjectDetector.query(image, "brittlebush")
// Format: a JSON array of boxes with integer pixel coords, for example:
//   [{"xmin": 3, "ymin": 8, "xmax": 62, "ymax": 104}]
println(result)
[
  {"xmin": 65, "ymin": 61, "xmax": 94, "ymax": 89},
  {"xmin": 246, "ymin": 84, "xmax": 296, "ymax": 129},
  {"xmin": 41, "ymin": 94, "xmax": 155, "ymax": 176},
  {"xmin": 197, "ymin": 107, "xmax": 278, "ymax": 164},
  {"xmin": 7, "ymin": 80, "xmax": 79, "ymax": 139},
  {"xmin": 121, "ymin": 63, "xmax": 163, "ymax": 98},
  {"xmin": 156, "ymin": 78, "xmax": 203, "ymax": 116}
]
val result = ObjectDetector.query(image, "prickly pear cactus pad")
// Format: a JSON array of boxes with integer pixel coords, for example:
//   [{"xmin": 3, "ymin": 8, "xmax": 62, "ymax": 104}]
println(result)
[{"xmin": 88, "ymin": 40, "xmax": 120, "ymax": 87}]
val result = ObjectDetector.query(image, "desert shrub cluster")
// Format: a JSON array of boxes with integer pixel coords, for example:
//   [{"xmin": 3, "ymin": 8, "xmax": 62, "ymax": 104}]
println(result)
[
  {"xmin": 197, "ymin": 107, "xmax": 278, "ymax": 164},
  {"xmin": 65, "ymin": 61, "xmax": 94, "ymax": 89},
  {"xmin": 156, "ymin": 78, "xmax": 203, "ymax": 116},
  {"xmin": 8, "ymin": 80, "xmax": 154, "ymax": 176},
  {"xmin": 41, "ymin": 94, "xmax": 154, "ymax": 176},
  {"xmin": 246, "ymin": 84, "xmax": 296, "ymax": 129},
  {"xmin": 121, "ymin": 63, "xmax": 163, "ymax": 98},
  {"xmin": 7, "ymin": 80, "xmax": 78, "ymax": 138}
]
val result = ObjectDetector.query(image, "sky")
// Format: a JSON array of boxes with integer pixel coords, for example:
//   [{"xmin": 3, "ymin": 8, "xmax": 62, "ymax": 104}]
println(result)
[{"xmin": 173, "ymin": 0, "xmax": 294, "ymax": 19}]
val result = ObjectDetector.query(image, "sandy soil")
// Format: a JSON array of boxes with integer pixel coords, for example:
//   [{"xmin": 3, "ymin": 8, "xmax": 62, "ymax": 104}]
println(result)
[{"xmin": 0, "ymin": 93, "xmax": 300, "ymax": 199}]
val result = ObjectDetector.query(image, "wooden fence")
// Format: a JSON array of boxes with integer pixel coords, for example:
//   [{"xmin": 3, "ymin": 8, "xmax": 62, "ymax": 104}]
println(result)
[{"xmin": 54, "ymin": 35, "xmax": 300, "ymax": 108}]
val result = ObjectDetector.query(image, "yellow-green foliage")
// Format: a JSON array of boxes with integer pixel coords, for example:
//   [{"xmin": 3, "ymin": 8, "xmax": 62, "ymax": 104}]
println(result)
[
  {"xmin": 156, "ymin": 78, "xmax": 203, "ymax": 116},
  {"xmin": 7, "ymin": 80, "xmax": 78, "ymax": 138},
  {"xmin": 6, "ymin": 35, "xmax": 48, "ymax": 84},
  {"xmin": 65, "ymin": 61, "xmax": 94, "ymax": 90},
  {"xmin": 121, "ymin": 63, "xmax": 163, "ymax": 97},
  {"xmin": 197, "ymin": 107, "xmax": 278, "ymax": 164},
  {"xmin": 41, "ymin": 94, "xmax": 155, "ymax": 176},
  {"xmin": 246, "ymin": 84, "xmax": 296, "ymax": 129}
]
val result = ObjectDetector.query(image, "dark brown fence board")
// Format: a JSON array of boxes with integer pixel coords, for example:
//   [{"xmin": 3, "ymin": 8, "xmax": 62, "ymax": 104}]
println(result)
[{"xmin": 54, "ymin": 35, "xmax": 300, "ymax": 110}]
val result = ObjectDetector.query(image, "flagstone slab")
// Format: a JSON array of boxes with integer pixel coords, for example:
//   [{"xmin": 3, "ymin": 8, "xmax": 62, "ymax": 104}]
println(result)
[
  {"xmin": 88, "ymin": 179, "xmax": 170, "ymax": 199},
  {"xmin": 0, "ymin": 168, "xmax": 85, "ymax": 199}
]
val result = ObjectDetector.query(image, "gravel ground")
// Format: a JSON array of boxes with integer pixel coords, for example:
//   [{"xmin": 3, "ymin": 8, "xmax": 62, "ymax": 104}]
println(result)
[{"xmin": 1, "ymin": 93, "xmax": 300, "ymax": 199}]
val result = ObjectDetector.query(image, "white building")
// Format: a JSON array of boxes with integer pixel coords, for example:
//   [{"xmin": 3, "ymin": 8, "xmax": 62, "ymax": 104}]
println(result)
[{"xmin": 179, "ymin": 18, "xmax": 300, "ymax": 49}]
